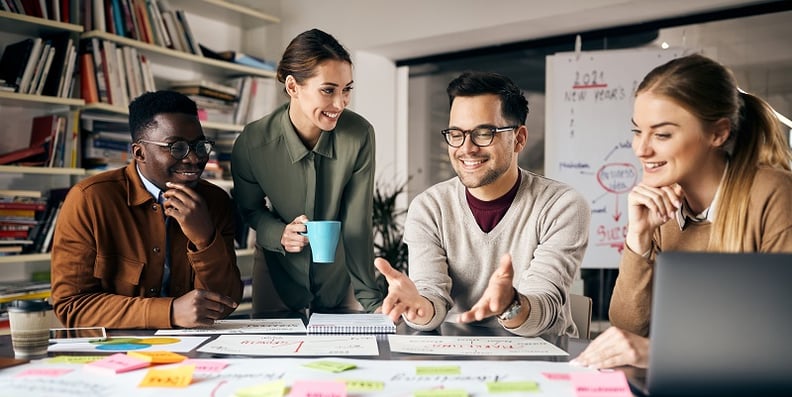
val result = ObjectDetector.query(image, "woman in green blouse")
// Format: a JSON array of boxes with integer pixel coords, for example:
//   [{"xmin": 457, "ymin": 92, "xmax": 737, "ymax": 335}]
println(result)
[{"xmin": 231, "ymin": 29, "xmax": 383, "ymax": 314}]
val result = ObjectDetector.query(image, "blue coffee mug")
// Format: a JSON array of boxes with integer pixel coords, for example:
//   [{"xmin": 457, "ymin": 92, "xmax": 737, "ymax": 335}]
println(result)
[{"xmin": 301, "ymin": 221, "xmax": 341, "ymax": 263}]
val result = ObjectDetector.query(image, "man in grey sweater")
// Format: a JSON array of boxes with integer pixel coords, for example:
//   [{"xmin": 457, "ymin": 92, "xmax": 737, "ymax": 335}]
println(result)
[{"xmin": 375, "ymin": 71, "xmax": 590, "ymax": 337}]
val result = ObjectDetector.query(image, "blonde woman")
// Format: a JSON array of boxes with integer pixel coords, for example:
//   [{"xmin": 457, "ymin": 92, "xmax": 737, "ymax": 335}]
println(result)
[{"xmin": 573, "ymin": 53, "xmax": 792, "ymax": 369}]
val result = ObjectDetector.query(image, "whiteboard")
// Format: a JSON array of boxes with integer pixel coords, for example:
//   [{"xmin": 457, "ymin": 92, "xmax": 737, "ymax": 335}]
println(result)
[{"xmin": 544, "ymin": 48, "xmax": 687, "ymax": 268}]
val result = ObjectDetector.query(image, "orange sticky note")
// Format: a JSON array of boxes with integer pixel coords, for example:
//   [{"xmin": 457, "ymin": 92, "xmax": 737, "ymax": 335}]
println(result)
[
  {"xmin": 569, "ymin": 371, "xmax": 632, "ymax": 397},
  {"xmin": 138, "ymin": 364, "xmax": 195, "ymax": 388},
  {"xmin": 290, "ymin": 380, "xmax": 346, "ymax": 397},
  {"xmin": 127, "ymin": 350, "xmax": 187, "ymax": 364}
]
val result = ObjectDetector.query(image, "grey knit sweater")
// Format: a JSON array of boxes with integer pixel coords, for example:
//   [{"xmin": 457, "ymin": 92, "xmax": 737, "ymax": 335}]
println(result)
[{"xmin": 403, "ymin": 169, "xmax": 590, "ymax": 337}]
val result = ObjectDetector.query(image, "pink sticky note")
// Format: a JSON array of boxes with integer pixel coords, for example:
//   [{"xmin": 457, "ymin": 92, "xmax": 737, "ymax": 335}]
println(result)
[
  {"xmin": 84, "ymin": 353, "xmax": 150, "ymax": 375},
  {"xmin": 181, "ymin": 359, "xmax": 229, "ymax": 373},
  {"xmin": 570, "ymin": 371, "xmax": 632, "ymax": 397},
  {"xmin": 15, "ymin": 368, "xmax": 73, "ymax": 378},
  {"xmin": 290, "ymin": 380, "xmax": 347, "ymax": 397},
  {"xmin": 542, "ymin": 372, "xmax": 571, "ymax": 381}
]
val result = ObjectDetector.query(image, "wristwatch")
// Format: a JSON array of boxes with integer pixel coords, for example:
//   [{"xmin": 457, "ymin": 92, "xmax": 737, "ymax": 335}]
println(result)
[{"xmin": 497, "ymin": 289, "xmax": 522, "ymax": 321}]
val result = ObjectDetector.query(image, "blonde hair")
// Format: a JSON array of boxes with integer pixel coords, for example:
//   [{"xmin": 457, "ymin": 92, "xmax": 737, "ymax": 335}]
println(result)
[{"xmin": 637, "ymin": 54, "xmax": 792, "ymax": 251}]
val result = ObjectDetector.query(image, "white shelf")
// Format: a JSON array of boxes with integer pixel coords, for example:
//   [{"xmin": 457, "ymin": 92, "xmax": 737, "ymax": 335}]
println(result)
[
  {"xmin": 202, "ymin": 120, "xmax": 244, "ymax": 132},
  {"xmin": 0, "ymin": 91, "xmax": 84, "ymax": 109},
  {"xmin": 82, "ymin": 31, "xmax": 277, "ymax": 79},
  {"xmin": 0, "ymin": 165, "xmax": 85, "ymax": 176},
  {"xmin": 168, "ymin": 0, "xmax": 279, "ymax": 28},
  {"xmin": 0, "ymin": 253, "xmax": 49, "ymax": 264},
  {"xmin": 0, "ymin": 10, "xmax": 83, "ymax": 36}
]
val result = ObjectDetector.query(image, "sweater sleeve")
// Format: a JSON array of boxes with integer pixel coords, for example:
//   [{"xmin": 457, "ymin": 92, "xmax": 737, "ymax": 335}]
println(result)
[
  {"xmin": 402, "ymin": 192, "xmax": 453, "ymax": 331},
  {"xmin": 609, "ymin": 245, "xmax": 655, "ymax": 336},
  {"xmin": 510, "ymin": 187, "xmax": 590, "ymax": 337}
]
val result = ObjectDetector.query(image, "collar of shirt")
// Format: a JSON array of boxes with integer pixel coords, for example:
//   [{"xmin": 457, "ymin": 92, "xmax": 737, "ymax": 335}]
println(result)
[
  {"xmin": 675, "ymin": 162, "xmax": 728, "ymax": 230},
  {"xmin": 136, "ymin": 164, "xmax": 163, "ymax": 202},
  {"xmin": 280, "ymin": 105, "xmax": 336, "ymax": 164}
]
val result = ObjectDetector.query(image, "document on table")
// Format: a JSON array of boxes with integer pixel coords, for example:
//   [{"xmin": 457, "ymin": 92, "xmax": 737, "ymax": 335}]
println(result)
[
  {"xmin": 388, "ymin": 335, "xmax": 569, "ymax": 356},
  {"xmin": 154, "ymin": 318, "xmax": 307, "ymax": 335},
  {"xmin": 197, "ymin": 334, "xmax": 380, "ymax": 356},
  {"xmin": 48, "ymin": 336, "xmax": 210, "ymax": 353}
]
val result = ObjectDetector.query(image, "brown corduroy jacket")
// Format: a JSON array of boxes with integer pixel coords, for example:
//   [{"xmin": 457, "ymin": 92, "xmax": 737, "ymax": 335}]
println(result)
[{"xmin": 50, "ymin": 161, "xmax": 242, "ymax": 329}]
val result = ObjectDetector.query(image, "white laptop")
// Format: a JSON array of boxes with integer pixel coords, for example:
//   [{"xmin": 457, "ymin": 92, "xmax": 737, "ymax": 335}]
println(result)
[{"xmin": 632, "ymin": 252, "xmax": 792, "ymax": 396}]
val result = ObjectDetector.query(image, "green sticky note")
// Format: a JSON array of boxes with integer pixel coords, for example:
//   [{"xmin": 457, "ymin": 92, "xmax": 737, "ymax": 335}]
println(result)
[
  {"xmin": 340, "ymin": 378, "xmax": 385, "ymax": 391},
  {"xmin": 413, "ymin": 389, "xmax": 468, "ymax": 397},
  {"xmin": 415, "ymin": 365, "xmax": 461, "ymax": 375},
  {"xmin": 303, "ymin": 360, "xmax": 357, "ymax": 373},
  {"xmin": 47, "ymin": 356, "xmax": 105, "ymax": 364},
  {"xmin": 233, "ymin": 379, "xmax": 286, "ymax": 397},
  {"xmin": 486, "ymin": 381, "xmax": 540, "ymax": 393}
]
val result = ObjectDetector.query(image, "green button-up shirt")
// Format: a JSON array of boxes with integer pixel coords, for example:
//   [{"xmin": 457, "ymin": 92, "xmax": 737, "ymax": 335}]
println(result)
[{"xmin": 231, "ymin": 103, "xmax": 383, "ymax": 312}]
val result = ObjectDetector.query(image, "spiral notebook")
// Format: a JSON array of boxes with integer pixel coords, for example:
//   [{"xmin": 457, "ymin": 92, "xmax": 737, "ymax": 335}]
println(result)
[{"xmin": 306, "ymin": 313, "xmax": 396, "ymax": 334}]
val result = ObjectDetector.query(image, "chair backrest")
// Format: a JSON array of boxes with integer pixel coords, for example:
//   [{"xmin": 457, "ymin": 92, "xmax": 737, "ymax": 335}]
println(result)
[{"xmin": 569, "ymin": 293, "xmax": 592, "ymax": 339}]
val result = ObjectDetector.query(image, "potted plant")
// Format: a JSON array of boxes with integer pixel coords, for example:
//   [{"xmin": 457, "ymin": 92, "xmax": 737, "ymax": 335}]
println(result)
[{"xmin": 372, "ymin": 179, "xmax": 409, "ymax": 290}]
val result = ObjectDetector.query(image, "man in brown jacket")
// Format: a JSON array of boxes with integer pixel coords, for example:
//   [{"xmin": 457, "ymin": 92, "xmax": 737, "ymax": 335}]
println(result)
[{"xmin": 51, "ymin": 91, "xmax": 242, "ymax": 329}]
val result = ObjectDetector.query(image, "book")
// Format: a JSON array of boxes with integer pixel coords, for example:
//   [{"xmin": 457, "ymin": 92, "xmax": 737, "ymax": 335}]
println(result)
[
  {"xmin": 0, "ymin": 38, "xmax": 36, "ymax": 91},
  {"xmin": 306, "ymin": 313, "xmax": 396, "ymax": 334},
  {"xmin": 16, "ymin": 37, "xmax": 43, "ymax": 94},
  {"xmin": 0, "ymin": 145, "xmax": 46, "ymax": 165},
  {"xmin": 79, "ymin": 52, "xmax": 99, "ymax": 103},
  {"xmin": 0, "ymin": 202, "xmax": 47, "ymax": 211},
  {"xmin": 40, "ymin": 33, "xmax": 72, "ymax": 97},
  {"xmin": 217, "ymin": 50, "xmax": 275, "ymax": 71},
  {"xmin": 84, "ymin": 353, "xmax": 149, "ymax": 374}
]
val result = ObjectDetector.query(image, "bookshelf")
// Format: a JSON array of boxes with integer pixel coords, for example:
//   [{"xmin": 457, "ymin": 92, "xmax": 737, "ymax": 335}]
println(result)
[{"xmin": 0, "ymin": 2, "xmax": 275, "ymax": 285}]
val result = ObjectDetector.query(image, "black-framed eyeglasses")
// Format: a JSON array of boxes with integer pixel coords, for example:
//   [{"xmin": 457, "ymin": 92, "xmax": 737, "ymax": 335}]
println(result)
[
  {"xmin": 440, "ymin": 126, "xmax": 518, "ymax": 148},
  {"xmin": 137, "ymin": 139, "xmax": 215, "ymax": 159}
]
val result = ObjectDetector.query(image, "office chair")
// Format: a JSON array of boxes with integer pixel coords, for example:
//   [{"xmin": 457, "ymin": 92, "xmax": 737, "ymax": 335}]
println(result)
[{"xmin": 570, "ymin": 294, "xmax": 593, "ymax": 339}]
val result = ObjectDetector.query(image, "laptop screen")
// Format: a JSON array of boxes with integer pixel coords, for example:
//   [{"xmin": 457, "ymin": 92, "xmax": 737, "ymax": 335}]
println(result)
[{"xmin": 645, "ymin": 252, "xmax": 792, "ymax": 396}]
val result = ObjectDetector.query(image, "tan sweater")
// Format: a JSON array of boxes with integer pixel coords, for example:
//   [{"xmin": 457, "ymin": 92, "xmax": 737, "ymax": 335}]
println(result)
[{"xmin": 610, "ymin": 167, "xmax": 792, "ymax": 336}]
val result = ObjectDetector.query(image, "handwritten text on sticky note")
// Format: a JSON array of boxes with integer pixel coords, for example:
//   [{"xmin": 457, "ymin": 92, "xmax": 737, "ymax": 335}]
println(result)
[{"xmin": 138, "ymin": 365, "xmax": 195, "ymax": 388}]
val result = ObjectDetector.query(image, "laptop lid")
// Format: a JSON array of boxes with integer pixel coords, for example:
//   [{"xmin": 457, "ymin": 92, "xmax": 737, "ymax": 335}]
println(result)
[{"xmin": 645, "ymin": 252, "xmax": 792, "ymax": 396}]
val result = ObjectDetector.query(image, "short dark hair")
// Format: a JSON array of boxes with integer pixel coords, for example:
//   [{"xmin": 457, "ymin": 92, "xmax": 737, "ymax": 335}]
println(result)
[
  {"xmin": 128, "ymin": 90, "xmax": 198, "ymax": 141},
  {"xmin": 447, "ymin": 71, "xmax": 529, "ymax": 126},
  {"xmin": 276, "ymin": 28, "xmax": 352, "ymax": 88}
]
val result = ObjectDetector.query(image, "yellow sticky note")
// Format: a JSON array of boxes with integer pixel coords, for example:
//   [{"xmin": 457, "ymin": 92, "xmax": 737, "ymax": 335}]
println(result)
[
  {"xmin": 138, "ymin": 365, "xmax": 195, "ymax": 388},
  {"xmin": 128, "ymin": 350, "xmax": 187, "ymax": 364},
  {"xmin": 415, "ymin": 365, "xmax": 461, "ymax": 375},
  {"xmin": 486, "ymin": 381, "xmax": 540, "ymax": 393},
  {"xmin": 413, "ymin": 389, "xmax": 468, "ymax": 397},
  {"xmin": 234, "ymin": 380, "xmax": 286, "ymax": 397},
  {"xmin": 47, "ymin": 356, "xmax": 105, "ymax": 364},
  {"xmin": 339, "ymin": 378, "xmax": 385, "ymax": 392},
  {"xmin": 303, "ymin": 360, "xmax": 357, "ymax": 373}
]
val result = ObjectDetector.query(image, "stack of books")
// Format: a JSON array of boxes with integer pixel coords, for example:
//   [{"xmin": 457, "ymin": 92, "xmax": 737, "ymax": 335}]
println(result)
[
  {"xmin": 0, "ymin": 33, "xmax": 77, "ymax": 98},
  {"xmin": 0, "ymin": 190, "xmax": 47, "ymax": 254},
  {"xmin": 169, "ymin": 80, "xmax": 238, "ymax": 125},
  {"xmin": 80, "ymin": 113, "xmax": 131, "ymax": 170}
]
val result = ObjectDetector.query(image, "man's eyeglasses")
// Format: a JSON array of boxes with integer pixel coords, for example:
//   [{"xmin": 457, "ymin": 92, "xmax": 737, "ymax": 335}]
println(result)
[
  {"xmin": 137, "ymin": 139, "xmax": 215, "ymax": 159},
  {"xmin": 440, "ymin": 126, "xmax": 518, "ymax": 148}
]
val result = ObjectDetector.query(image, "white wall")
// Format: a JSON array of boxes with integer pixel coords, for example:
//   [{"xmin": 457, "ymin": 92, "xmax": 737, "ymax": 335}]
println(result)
[{"xmin": 267, "ymin": 0, "xmax": 764, "ymax": 184}]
